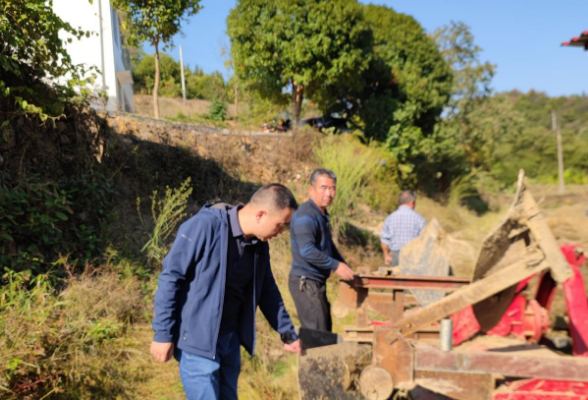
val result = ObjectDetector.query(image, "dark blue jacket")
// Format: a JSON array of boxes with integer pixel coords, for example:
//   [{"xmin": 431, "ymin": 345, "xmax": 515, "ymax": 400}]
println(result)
[
  {"xmin": 289, "ymin": 199, "xmax": 346, "ymax": 283},
  {"xmin": 152, "ymin": 204, "xmax": 298, "ymax": 359}
]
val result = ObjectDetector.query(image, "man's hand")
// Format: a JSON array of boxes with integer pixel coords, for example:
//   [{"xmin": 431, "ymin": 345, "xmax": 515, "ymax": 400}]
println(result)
[
  {"xmin": 283, "ymin": 339, "xmax": 302, "ymax": 354},
  {"xmin": 335, "ymin": 262, "xmax": 355, "ymax": 281},
  {"xmin": 151, "ymin": 341, "xmax": 174, "ymax": 362},
  {"xmin": 384, "ymin": 254, "xmax": 392, "ymax": 265}
]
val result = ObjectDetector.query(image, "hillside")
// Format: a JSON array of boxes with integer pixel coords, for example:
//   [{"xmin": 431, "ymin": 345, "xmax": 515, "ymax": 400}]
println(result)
[{"xmin": 4, "ymin": 109, "xmax": 588, "ymax": 399}]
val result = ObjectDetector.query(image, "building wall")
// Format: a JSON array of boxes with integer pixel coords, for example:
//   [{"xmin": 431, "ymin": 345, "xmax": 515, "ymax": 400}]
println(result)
[{"xmin": 53, "ymin": 0, "xmax": 134, "ymax": 113}]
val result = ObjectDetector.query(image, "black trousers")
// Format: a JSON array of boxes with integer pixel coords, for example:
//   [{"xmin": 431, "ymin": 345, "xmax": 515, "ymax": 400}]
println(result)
[{"xmin": 288, "ymin": 274, "xmax": 332, "ymax": 332}]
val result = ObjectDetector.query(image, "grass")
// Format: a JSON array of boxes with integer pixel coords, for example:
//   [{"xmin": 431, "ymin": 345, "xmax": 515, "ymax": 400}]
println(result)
[
  {"xmin": 0, "ymin": 269, "xmax": 146, "ymax": 399},
  {"xmin": 314, "ymin": 133, "xmax": 398, "ymax": 228}
]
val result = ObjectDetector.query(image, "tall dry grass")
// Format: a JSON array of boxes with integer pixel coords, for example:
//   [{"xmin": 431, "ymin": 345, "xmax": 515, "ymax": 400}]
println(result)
[
  {"xmin": 314, "ymin": 133, "xmax": 398, "ymax": 228},
  {"xmin": 0, "ymin": 269, "xmax": 146, "ymax": 399}
]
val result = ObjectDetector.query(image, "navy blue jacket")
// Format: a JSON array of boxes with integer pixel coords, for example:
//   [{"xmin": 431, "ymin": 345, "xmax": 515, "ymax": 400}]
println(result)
[
  {"xmin": 152, "ymin": 204, "xmax": 298, "ymax": 359},
  {"xmin": 289, "ymin": 199, "xmax": 346, "ymax": 283}
]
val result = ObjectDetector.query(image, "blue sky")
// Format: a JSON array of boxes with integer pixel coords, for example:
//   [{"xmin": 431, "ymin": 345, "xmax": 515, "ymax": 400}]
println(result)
[{"xmin": 145, "ymin": 0, "xmax": 588, "ymax": 96}]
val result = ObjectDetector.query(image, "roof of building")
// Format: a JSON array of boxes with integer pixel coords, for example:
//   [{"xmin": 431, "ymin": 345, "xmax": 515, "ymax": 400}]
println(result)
[{"xmin": 562, "ymin": 30, "xmax": 588, "ymax": 49}]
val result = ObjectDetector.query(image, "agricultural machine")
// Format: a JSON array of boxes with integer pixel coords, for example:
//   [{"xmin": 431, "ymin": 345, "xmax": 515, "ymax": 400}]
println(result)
[{"xmin": 297, "ymin": 171, "xmax": 588, "ymax": 400}]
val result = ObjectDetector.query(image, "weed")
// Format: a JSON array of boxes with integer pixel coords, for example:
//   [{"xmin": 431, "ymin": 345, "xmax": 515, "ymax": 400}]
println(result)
[{"xmin": 138, "ymin": 177, "xmax": 193, "ymax": 267}]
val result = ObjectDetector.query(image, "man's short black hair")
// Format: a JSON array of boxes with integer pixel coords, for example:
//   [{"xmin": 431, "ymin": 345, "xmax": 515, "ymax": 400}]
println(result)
[
  {"xmin": 249, "ymin": 183, "xmax": 298, "ymax": 210},
  {"xmin": 399, "ymin": 190, "xmax": 416, "ymax": 205},
  {"xmin": 309, "ymin": 168, "xmax": 337, "ymax": 186}
]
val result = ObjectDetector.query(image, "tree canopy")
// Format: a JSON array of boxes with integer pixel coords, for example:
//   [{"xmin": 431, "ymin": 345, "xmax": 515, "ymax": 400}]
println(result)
[
  {"xmin": 0, "ymin": 0, "xmax": 93, "ymax": 125},
  {"xmin": 358, "ymin": 5, "xmax": 453, "ymax": 142},
  {"xmin": 227, "ymin": 0, "xmax": 372, "ymax": 125}
]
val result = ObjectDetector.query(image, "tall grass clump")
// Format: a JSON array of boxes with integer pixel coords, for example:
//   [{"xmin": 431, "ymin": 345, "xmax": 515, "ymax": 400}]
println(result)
[
  {"xmin": 314, "ymin": 134, "xmax": 397, "ymax": 227},
  {"xmin": 138, "ymin": 177, "xmax": 193, "ymax": 267},
  {"xmin": 0, "ymin": 270, "xmax": 145, "ymax": 399}
]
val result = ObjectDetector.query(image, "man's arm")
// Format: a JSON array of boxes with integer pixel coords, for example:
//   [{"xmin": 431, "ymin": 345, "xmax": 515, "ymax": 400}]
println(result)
[
  {"xmin": 381, "ymin": 215, "xmax": 394, "ymax": 265},
  {"xmin": 380, "ymin": 241, "xmax": 392, "ymax": 265},
  {"xmin": 291, "ymin": 215, "xmax": 339, "ymax": 271},
  {"xmin": 258, "ymin": 253, "xmax": 301, "ymax": 353},
  {"xmin": 151, "ymin": 215, "xmax": 212, "ymax": 361}
]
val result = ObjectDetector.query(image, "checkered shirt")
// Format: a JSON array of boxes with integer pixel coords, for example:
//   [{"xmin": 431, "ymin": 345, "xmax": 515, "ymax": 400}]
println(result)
[{"xmin": 380, "ymin": 205, "xmax": 426, "ymax": 251}]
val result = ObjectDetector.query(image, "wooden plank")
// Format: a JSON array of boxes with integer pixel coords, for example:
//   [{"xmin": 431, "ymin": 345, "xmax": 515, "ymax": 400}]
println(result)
[
  {"xmin": 414, "ymin": 370, "xmax": 494, "ymax": 400},
  {"xmin": 414, "ymin": 345, "xmax": 588, "ymax": 382},
  {"xmin": 393, "ymin": 253, "xmax": 549, "ymax": 336},
  {"xmin": 521, "ymin": 188, "xmax": 573, "ymax": 283}
]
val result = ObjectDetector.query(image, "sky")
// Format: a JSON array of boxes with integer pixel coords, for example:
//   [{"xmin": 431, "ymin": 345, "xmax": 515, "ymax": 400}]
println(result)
[{"xmin": 145, "ymin": 0, "xmax": 588, "ymax": 97}]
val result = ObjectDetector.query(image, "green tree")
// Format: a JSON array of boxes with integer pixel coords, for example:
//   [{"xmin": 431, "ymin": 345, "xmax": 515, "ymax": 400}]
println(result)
[
  {"xmin": 356, "ymin": 5, "xmax": 453, "ymax": 143},
  {"xmin": 132, "ymin": 52, "xmax": 182, "ymax": 97},
  {"xmin": 186, "ymin": 72, "xmax": 228, "ymax": 101},
  {"xmin": 112, "ymin": 0, "xmax": 202, "ymax": 119},
  {"xmin": 227, "ymin": 0, "xmax": 372, "ymax": 126},
  {"xmin": 433, "ymin": 21, "xmax": 505, "ymax": 169},
  {"xmin": 0, "ymin": 0, "xmax": 93, "ymax": 126}
]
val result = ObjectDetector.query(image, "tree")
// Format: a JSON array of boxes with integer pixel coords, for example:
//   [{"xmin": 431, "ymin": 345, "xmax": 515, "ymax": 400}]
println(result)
[
  {"xmin": 0, "ymin": 0, "xmax": 93, "ymax": 125},
  {"xmin": 433, "ymin": 21, "xmax": 499, "ymax": 168},
  {"xmin": 227, "ymin": 0, "xmax": 372, "ymax": 126},
  {"xmin": 112, "ymin": 0, "xmax": 202, "ymax": 119},
  {"xmin": 132, "ymin": 52, "xmax": 182, "ymax": 97},
  {"xmin": 349, "ymin": 5, "xmax": 453, "ymax": 143}
]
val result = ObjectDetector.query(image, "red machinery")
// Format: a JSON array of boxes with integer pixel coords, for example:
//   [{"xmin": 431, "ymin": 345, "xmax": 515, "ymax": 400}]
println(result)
[
  {"xmin": 450, "ymin": 244, "xmax": 588, "ymax": 399},
  {"xmin": 452, "ymin": 244, "xmax": 588, "ymax": 355}
]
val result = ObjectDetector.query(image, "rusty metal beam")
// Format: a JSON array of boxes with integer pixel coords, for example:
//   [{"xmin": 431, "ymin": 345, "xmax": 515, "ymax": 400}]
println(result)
[
  {"xmin": 414, "ymin": 345, "xmax": 588, "ymax": 382},
  {"xmin": 355, "ymin": 275, "xmax": 470, "ymax": 291}
]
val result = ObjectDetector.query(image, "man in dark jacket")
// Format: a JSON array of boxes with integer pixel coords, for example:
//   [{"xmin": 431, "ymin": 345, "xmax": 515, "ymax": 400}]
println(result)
[
  {"xmin": 151, "ymin": 184, "xmax": 301, "ymax": 400},
  {"xmin": 288, "ymin": 169, "xmax": 355, "ymax": 332}
]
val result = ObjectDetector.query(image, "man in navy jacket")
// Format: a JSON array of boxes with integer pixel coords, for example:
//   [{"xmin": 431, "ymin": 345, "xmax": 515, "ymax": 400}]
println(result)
[
  {"xmin": 288, "ymin": 169, "xmax": 355, "ymax": 332},
  {"xmin": 151, "ymin": 184, "xmax": 301, "ymax": 400}
]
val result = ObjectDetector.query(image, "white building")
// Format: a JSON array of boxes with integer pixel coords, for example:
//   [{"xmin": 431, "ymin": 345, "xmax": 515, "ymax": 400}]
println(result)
[{"xmin": 53, "ymin": 0, "xmax": 134, "ymax": 113}]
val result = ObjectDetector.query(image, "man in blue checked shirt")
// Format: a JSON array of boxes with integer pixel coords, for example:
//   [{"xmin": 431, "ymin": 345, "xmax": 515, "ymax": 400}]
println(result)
[{"xmin": 380, "ymin": 190, "xmax": 426, "ymax": 267}]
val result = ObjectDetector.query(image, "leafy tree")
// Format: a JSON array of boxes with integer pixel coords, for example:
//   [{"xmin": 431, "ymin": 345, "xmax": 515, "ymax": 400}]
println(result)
[
  {"xmin": 186, "ymin": 72, "xmax": 228, "ymax": 101},
  {"xmin": 0, "ymin": 0, "xmax": 93, "ymax": 127},
  {"xmin": 354, "ymin": 5, "xmax": 453, "ymax": 143},
  {"xmin": 112, "ymin": 0, "xmax": 202, "ymax": 119},
  {"xmin": 433, "ymin": 21, "xmax": 503, "ymax": 169},
  {"xmin": 131, "ymin": 51, "xmax": 228, "ymax": 101},
  {"xmin": 132, "ymin": 52, "xmax": 182, "ymax": 97},
  {"xmin": 227, "ymin": 0, "xmax": 372, "ymax": 126}
]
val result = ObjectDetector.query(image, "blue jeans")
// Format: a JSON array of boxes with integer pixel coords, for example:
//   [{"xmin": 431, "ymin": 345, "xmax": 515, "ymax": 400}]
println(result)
[{"xmin": 174, "ymin": 332, "xmax": 241, "ymax": 400}]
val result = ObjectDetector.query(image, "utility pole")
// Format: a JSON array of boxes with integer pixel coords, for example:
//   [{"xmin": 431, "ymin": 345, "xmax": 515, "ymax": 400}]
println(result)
[
  {"xmin": 179, "ymin": 44, "xmax": 186, "ymax": 101},
  {"xmin": 551, "ymin": 111, "xmax": 565, "ymax": 194}
]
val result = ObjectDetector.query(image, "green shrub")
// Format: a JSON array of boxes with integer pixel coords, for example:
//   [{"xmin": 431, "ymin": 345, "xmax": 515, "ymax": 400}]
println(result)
[
  {"xmin": 208, "ymin": 99, "xmax": 227, "ymax": 122},
  {"xmin": 0, "ymin": 174, "xmax": 114, "ymax": 277}
]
